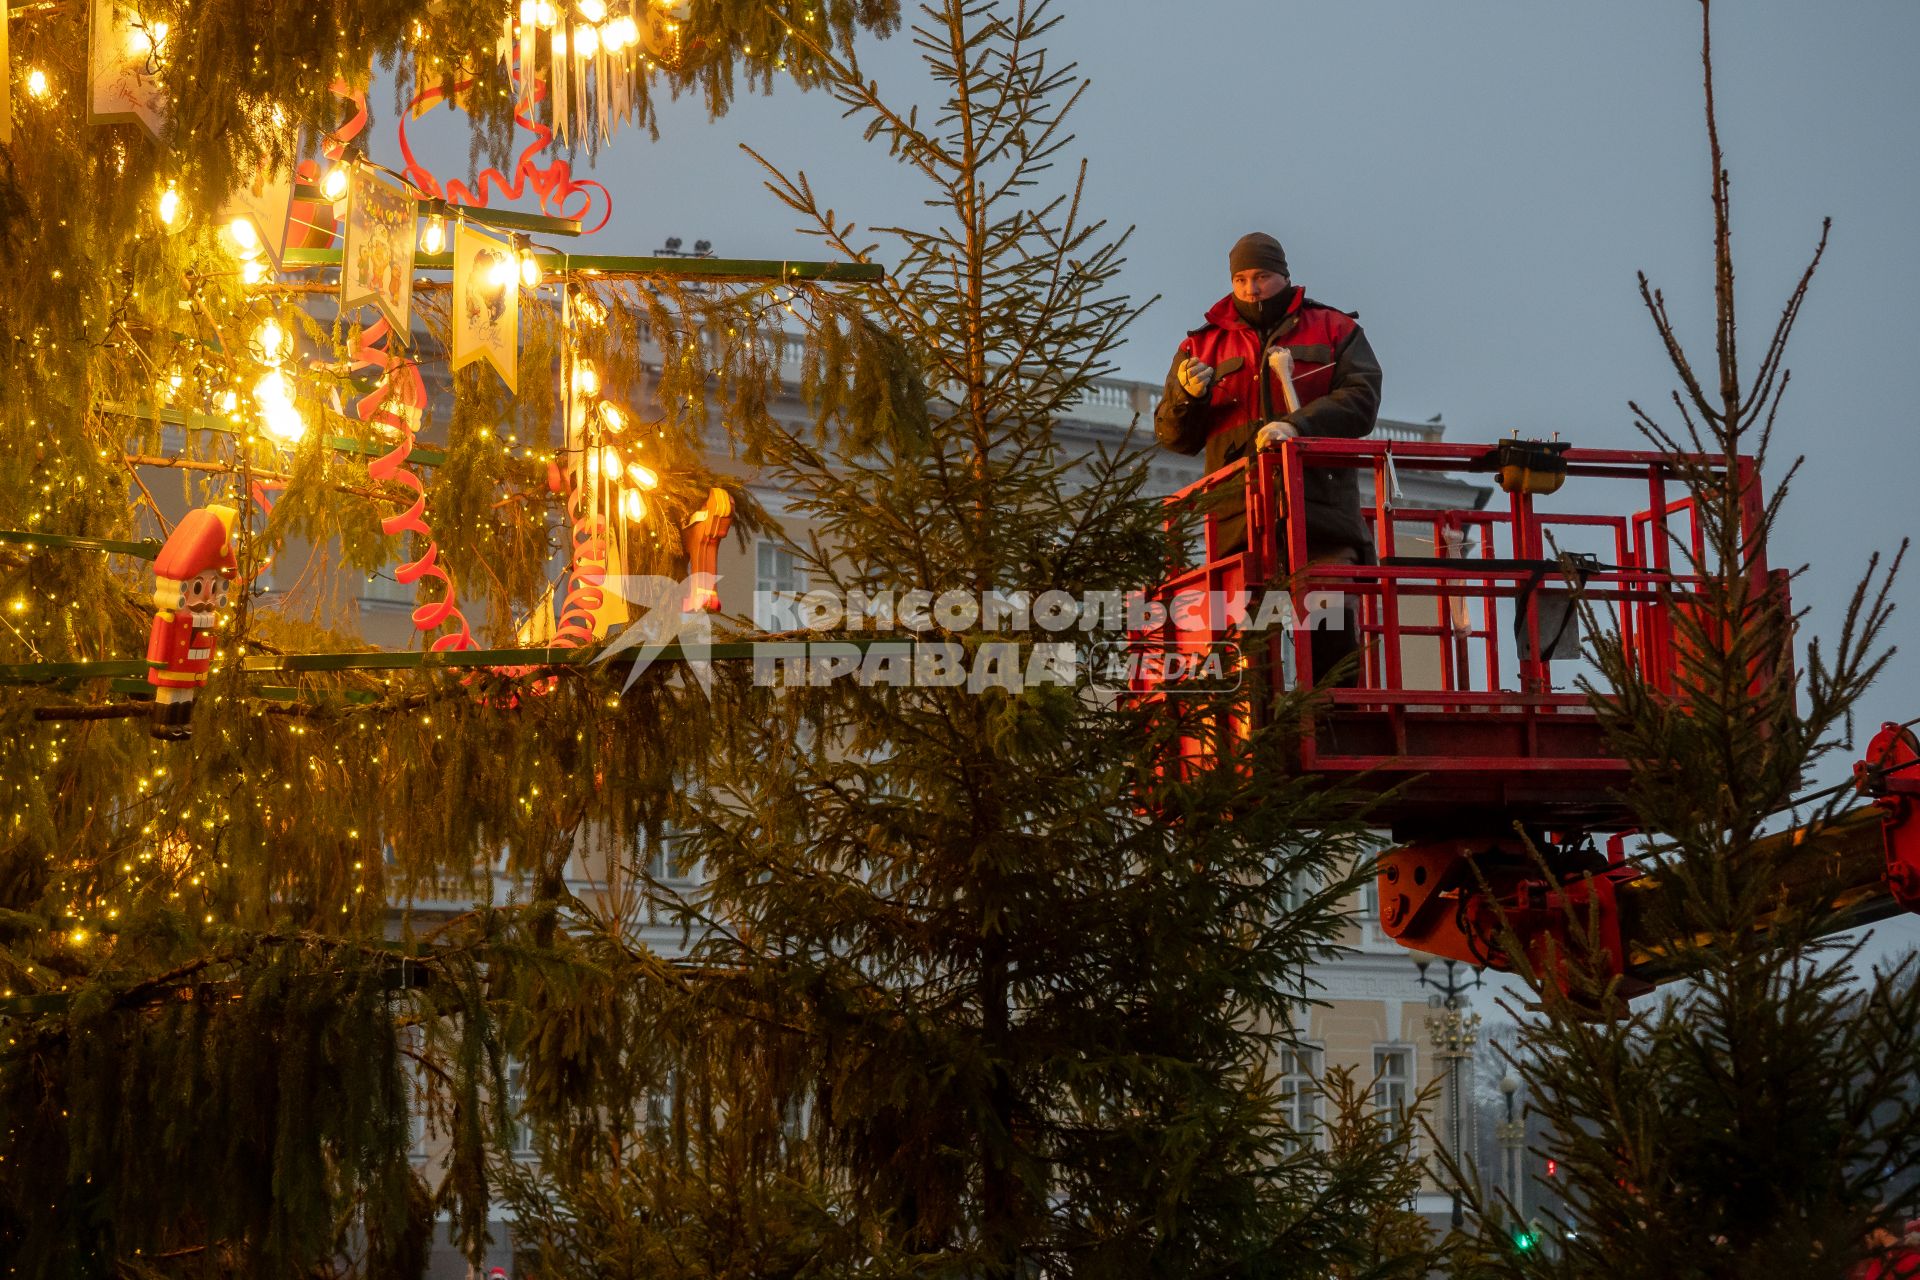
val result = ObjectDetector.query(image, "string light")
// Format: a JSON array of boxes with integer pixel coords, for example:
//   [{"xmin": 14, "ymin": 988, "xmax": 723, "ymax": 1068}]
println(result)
[
  {"xmin": 573, "ymin": 24, "xmax": 599, "ymax": 56},
  {"xmin": 252, "ymin": 317, "xmax": 290, "ymax": 366},
  {"xmin": 321, "ymin": 166, "xmax": 349, "ymax": 201},
  {"xmin": 253, "ymin": 370, "xmax": 305, "ymax": 442},
  {"xmin": 620, "ymin": 489, "xmax": 647, "ymax": 523},
  {"xmin": 571, "ymin": 360, "xmax": 599, "ymax": 398},
  {"xmin": 227, "ymin": 217, "xmax": 261, "ymax": 258},
  {"xmin": 519, "ymin": 248, "xmax": 541, "ymax": 288},
  {"xmin": 25, "ymin": 69, "xmax": 49, "ymax": 99},
  {"xmin": 578, "ymin": 0, "xmax": 608, "ymax": 20},
  {"xmin": 599, "ymin": 403, "xmax": 626, "ymax": 434},
  {"xmin": 625, "ymin": 462, "xmax": 658, "ymax": 490},
  {"xmin": 421, "ymin": 214, "xmax": 446, "ymax": 255},
  {"xmin": 156, "ymin": 184, "xmax": 181, "ymax": 227}
]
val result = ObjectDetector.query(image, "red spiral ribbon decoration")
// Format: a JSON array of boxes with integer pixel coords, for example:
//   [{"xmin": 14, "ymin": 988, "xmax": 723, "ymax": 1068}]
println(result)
[
  {"xmin": 550, "ymin": 471, "xmax": 611, "ymax": 649},
  {"xmin": 397, "ymin": 72, "xmax": 612, "ymax": 233},
  {"xmin": 316, "ymin": 80, "xmax": 474, "ymax": 652},
  {"xmin": 350, "ymin": 318, "xmax": 476, "ymax": 652}
]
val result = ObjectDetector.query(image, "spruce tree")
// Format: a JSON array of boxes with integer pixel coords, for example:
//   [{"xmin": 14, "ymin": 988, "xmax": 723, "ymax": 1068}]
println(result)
[
  {"xmin": 1448, "ymin": 3, "xmax": 1920, "ymax": 1276},
  {"xmin": 500, "ymin": 3, "xmax": 1434, "ymax": 1277},
  {"xmin": 0, "ymin": 2, "xmax": 901, "ymax": 1274}
]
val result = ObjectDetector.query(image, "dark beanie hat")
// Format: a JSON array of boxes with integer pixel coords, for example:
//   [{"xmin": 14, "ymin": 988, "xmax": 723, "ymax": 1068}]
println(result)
[{"xmin": 1228, "ymin": 232, "xmax": 1289, "ymax": 278}]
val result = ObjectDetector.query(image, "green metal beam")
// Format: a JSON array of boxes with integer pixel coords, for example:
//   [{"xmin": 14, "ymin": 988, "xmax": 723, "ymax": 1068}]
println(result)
[
  {"xmin": 0, "ymin": 639, "xmax": 892, "ymax": 686},
  {"xmin": 0, "ymin": 529, "xmax": 161, "ymax": 560},
  {"xmin": 419, "ymin": 196, "xmax": 584, "ymax": 239},
  {"xmin": 290, "ymin": 184, "xmax": 586, "ymax": 238},
  {"xmin": 281, "ymin": 247, "xmax": 882, "ymax": 283},
  {"xmin": 98, "ymin": 401, "xmax": 449, "ymax": 468}
]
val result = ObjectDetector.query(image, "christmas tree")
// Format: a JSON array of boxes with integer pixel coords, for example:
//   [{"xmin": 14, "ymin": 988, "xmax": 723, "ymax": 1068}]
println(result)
[{"xmin": 0, "ymin": 1, "xmax": 1431, "ymax": 1275}]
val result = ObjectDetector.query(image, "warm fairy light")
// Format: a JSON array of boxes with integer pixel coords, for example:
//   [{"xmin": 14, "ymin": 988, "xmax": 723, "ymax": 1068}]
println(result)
[
  {"xmin": 519, "ymin": 249, "xmax": 541, "ymax": 288},
  {"xmin": 625, "ymin": 462, "xmax": 659, "ymax": 490},
  {"xmin": 253, "ymin": 318, "xmax": 290, "ymax": 366},
  {"xmin": 535, "ymin": 1, "xmax": 557, "ymax": 27},
  {"xmin": 241, "ymin": 258, "xmax": 267, "ymax": 285},
  {"xmin": 219, "ymin": 390, "xmax": 240, "ymax": 416},
  {"xmin": 254, "ymin": 370, "xmax": 305, "ymax": 442},
  {"xmin": 573, "ymin": 292, "xmax": 608, "ymax": 325},
  {"xmin": 67, "ymin": 929, "xmax": 88, "ymax": 947},
  {"xmin": 156, "ymin": 185, "xmax": 181, "ymax": 227},
  {"xmin": 620, "ymin": 489, "xmax": 647, "ymax": 523},
  {"xmin": 599, "ymin": 403, "xmax": 626, "ymax": 433},
  {"xmin": 573, "ymin": 23, "xmax": 600, "ymax": 56},
  {"xmin": 25, "ymin": 69, "xmax": 49, "ymax": 99},
  {"xmin": 572, "ymin": 361, "xmax": 599, "ymax": 398},
  {"xmin": 578, "ymin": 0, "xmax": 608, "ymax": 21},
  {"xmin": 421, "ymin": 214, "xmax": 446, "ymax": 255},
  {"xmin": 608, "ymin": 15, "xmax": 639, "ymax": 48},
  {"xmin": 227, "ymin": 217, "xmax": 261, "ymax": 257},
  {"xmin": 321, "ymin": 166, "xmax": 349, "ymax": 201}
]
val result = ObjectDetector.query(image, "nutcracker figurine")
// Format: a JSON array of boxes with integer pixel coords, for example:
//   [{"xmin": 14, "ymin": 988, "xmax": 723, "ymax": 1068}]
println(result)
[
  {"xmin": 681, "ymin": 487, "xmax": 733, "ymax": 613},
  {"xmin": 146, "ymin": 504, "xmax": 238, "ymax": 740}
]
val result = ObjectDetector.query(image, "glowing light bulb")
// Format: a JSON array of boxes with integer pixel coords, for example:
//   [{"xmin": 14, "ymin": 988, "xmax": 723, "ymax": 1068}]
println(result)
[
  {"xmin": 626, "ymin": 462, "xmax": 659, "ymax": 490},
  {"xmin": 620, "ymin": 489, "xmax": 647, "ymax": 523},
  {"xmin": 612, "ymin": 15, "xmax": 640, "ymax": 48},
  {"xmin": 488, "ymin": 254, "xmax": 520, "ymax": 290},
  {"xmin": 263, "ymin": 399, "xmax": 306, "ymax": 442},
  {"xmin": 519, "ymin": 250, "xmax": 541, "ymax": 287},
  {"xmin": 572, "ymin": 361, "xmax": 599, "ymax": 397},
  {"xmin": 219, "ymin": 390, "xmax": 240, "ymax": 416},
  {"xmin": 25, "ymin": 69, "xmax": 48, "ymax": 99},
  {"xmin": 519, "ymin": 0, "xmax": 536, "ymax": 23},
  {"xmin": 599, "ymin": 403, "xmax": 626, "ymax": 433},
  {"xmin": 241, "ymin": 258, "xmax": 267, "ymax": 285},
  {"xmin": 253, "ymin": 318, "xmax": 289, "ymax": 366},
  {"xmin": 156, "ymin": 185, "xmax": 181, "ymax": 227},
  {"xmin": 600, "ymin": 446, "xmax": 622, "ymax": 476},
  {"xmin": 321, "ymin": 166, "xmax": 349, "ymax": 201},
  {"xmin": 574, "ymin": 23, "xmax": 599, "ymax": 55},
  {"xmin": 421, "ymin": 215, "xmax": 446, "ymax": 255},
  {"xmin": 253, "ymin": 369, "xmax": 291, "ymax": 407},
  {"xmin": 535, "ymin": 1, "xmax": 557, "ymax": 27},
  {"xmin": 228, "ymin": 217, "xmax": 261, "ymax": 257},
  {"xmin": 578, "ymin": 0, "xmax": 607, "ymax": 21}
]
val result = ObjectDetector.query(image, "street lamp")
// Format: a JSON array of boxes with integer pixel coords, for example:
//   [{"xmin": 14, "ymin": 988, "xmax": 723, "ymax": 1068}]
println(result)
[
  {"xmin": 1498, "ymin": 1073, "xmax": 1525, "ymax": 1220},
  {"xmin": 1417, "ymin": 957, "xmax": 1483, "ymax": 1229}
]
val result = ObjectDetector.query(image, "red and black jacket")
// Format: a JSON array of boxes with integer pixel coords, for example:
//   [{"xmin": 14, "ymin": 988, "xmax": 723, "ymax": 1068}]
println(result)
[{"xmin": 1154, "ymin": 287, "xmax": 1382, "ymax": 558}]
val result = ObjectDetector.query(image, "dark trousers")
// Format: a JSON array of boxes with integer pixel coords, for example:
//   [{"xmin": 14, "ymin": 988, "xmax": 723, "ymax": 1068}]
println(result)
[{"xmin": 1206, "ymin": 490, "xmax": 1363, "ymax": 688}]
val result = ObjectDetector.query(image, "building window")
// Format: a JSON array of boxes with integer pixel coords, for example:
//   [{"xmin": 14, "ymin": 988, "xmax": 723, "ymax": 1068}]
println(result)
[
  {"xmin": 505, "ymin": 1059, "xmax": 536, "ymax": 1158},
  {"xmin": 755, "ymin": 539, "xmax": 809, "ymax": 630},
  {"xmin": 1276, "ymin": 866, "xmax": 1316, "ymax": 916},
  {"xmin": 639, "ymin": 821, "xmax": 696, "ymax": 885},
  {"xmin": 1374, "ymin": 1046, "xmax": 1413, "ymax": 1146},
  {"xmin": 1278, "ymin": 1045, "xmax": 1322, "ymax": 1150}
]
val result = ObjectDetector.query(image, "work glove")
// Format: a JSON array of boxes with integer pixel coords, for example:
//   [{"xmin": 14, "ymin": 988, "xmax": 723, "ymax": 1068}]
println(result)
[
  {"xmin": 1256, "ymin": 419, "xmax": 1299, "ymax": 452},
  {"xmin": 1175, "ymin": 357, "xmax": 1215, "ymax": 400}
]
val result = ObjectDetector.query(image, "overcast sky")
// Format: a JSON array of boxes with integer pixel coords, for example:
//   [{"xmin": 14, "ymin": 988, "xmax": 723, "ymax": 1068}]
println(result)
[{"xmin": 398, "ymin": 0, "xmax": 1919, "ymax": 951}]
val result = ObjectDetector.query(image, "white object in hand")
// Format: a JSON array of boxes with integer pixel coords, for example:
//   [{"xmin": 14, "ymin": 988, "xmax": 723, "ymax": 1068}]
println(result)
[
  {"xmin": 1256, "ymin": 420, "xmax": 1299, "ymax": 451},
  {"xmin": 1176, "ymin": 357, "xmax": 1216, "ymax": 398},
  {"xmin": 1267, "ymin": 347, "xmax": 1302, "ymax": 414}
]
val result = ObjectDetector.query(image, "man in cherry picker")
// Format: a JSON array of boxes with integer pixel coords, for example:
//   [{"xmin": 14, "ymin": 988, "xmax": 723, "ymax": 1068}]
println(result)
[{"xmin": 1153, "ymin": 231, "xmax": 1383, "ymax": 684}]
